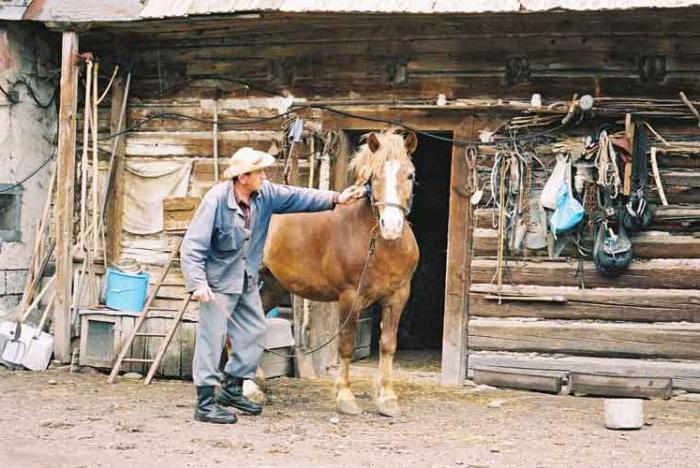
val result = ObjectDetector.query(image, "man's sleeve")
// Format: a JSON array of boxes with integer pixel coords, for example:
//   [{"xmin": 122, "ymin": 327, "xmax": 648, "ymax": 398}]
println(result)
[
  {"xmin": 180, "ymin": 195, "xmax": 216, "ymax": 292},
  {"xmin": 265, "ymin": 181, "xmax": 339, "ymax": 214}
]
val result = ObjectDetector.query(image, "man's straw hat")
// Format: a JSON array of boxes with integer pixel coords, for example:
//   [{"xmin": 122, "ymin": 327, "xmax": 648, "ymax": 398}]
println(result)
[{"xmin": 223, "ymin": 147, "xmax": 276, "ymax": 178}]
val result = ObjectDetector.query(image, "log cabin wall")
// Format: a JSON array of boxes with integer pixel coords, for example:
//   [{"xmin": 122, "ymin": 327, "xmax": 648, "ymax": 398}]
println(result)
[{"xmin": 76, "ymin": 9, "xmax": 700, "ymax": 385}]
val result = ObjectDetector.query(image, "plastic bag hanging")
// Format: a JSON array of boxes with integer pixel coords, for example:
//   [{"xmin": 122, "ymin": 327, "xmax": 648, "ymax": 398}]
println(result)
[
  {"xmin": 550, "ymin": 182, "xmax": 584, "ymax": 237},
  {"xmin": 540, "ymin": 153, "xmax": 568, "ymax": 209}
]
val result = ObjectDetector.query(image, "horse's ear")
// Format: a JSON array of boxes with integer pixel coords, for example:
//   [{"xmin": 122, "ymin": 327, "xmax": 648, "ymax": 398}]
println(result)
[
  {"xmin": 367, "ymin": 132, "xmax": 381, "ymax": 152},
  {"xmin": 404, "ymin": 131, "xmax": 418, "ymax": 155}
]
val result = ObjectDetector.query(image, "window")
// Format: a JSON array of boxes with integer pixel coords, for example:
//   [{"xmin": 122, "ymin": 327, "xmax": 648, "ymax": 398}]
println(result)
[{"xmin": 0, "ymin": 184, "xmax": 22, "ymax": 242}]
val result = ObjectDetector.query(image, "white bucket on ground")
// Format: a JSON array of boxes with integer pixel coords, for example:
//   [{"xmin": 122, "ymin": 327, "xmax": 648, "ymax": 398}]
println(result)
[{"xmin": 604, "ymin": 399, "xmax": 644, "ymax": 430}]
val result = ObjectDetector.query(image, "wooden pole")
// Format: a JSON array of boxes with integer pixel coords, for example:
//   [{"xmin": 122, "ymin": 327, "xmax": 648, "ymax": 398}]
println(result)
[
  {"xmin": 79, "ymin": 58, "xmax": 92, "ymax": 249},
  {"xmin": 213, "ymin": 97, "xmax": 219, "ymax": 182},
  {"xmin": 105, "ymin": 73, "xmax": 129, "ymax": 264},
  {"xmin": 54, "ymin": 31, "xmax": 80, "ymax": 363},
  {"xmin": 441, "ymin": 119, "xmax": 474, "ymax": 386},
  {"xmin": 91, "ymin": 62, "xmax": 100, "ymax": 264}
]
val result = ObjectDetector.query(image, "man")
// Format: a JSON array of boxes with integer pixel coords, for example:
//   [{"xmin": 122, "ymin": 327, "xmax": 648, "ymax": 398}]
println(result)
[{"xmin": 181, "ymin": 147, "xmax": 363, "ymax": 424}]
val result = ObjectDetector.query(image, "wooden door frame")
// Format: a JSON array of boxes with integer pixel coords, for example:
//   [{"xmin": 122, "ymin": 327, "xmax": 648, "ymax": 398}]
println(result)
[{"xmin": 322, "ymin": 110, "xmax": 502, "ymax": 385}]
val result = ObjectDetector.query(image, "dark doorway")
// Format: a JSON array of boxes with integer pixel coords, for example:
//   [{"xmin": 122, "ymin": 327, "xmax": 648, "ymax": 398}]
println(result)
[{"xmin": 346, "ymin": 130, "xmax": 452, "ymax": 351}]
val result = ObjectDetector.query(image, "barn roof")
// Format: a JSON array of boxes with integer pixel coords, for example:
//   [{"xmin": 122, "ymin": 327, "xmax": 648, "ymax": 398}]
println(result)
[
  {"xmin": 2, "ymin": 0, "xmax": 700, "ymax": 23},
  {"xmin": 139, "ymin": 0, "xmax": 700, "ymax": 18}
]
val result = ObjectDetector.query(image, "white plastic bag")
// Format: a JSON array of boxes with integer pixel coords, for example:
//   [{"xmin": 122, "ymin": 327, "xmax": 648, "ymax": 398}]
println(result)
[{"xmin": 540, "ymin": 154, "xmax": 568, "ymax": 209}]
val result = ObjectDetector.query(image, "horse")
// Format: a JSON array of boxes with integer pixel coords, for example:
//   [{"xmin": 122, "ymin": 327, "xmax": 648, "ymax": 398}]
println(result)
[{"xmin": 263, "ymin": 129, "xmax": 420, "ymax": 416}]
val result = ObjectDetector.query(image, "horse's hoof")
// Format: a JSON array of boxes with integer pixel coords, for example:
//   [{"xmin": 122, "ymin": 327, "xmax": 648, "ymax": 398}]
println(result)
[
  {"xmin": 376, "ymin": 398, "xmax": 402, "ymax": 417},
  {"xmin": 337, "ymin": 398, "xmax": 362, "ymax": 415}
]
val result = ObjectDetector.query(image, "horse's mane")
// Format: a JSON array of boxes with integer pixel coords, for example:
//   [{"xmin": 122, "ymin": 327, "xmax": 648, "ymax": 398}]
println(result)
[{"xmin": 348, "ymin": 129, "xmax": 411, "ymax": 184}]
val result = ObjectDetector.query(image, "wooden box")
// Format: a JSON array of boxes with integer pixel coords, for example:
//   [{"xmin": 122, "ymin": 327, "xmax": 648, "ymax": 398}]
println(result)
[
  {"xmin": 79, "ymin": 308, "xmax": 197, "ymax": 378},
  {"xmin": 163, "ymin": 197, "xmax": 201, "ymax": 233},
  {"xmin": 261, "ymin": 318, "xmax": 295, "ymax": 378},
  {"xmin": 353, "ymin": 317, "xmax": 372, "ymax": 361}
]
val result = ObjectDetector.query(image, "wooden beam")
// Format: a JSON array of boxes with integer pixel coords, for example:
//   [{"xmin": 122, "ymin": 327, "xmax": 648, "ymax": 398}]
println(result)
[
  {"xmin": 473, "ymin": 367, "xmax": 564, "ymax": 394},
  {"xmin": 469, "ymin": 318, "xmax": 700, "ymax": 360},
  {"xmin": 332, "ymin": 130, "xmax": 351, "ymax": 190},
  {"xmin": 471, "ymin": 258, "xmax": 700, "ymax": 290},
  {"xmin": 472, "ymin": 228, "xmax": 700, "ymax": 259},
  {"xmin": 440, "ymin": 118, "xmax": 472, "ymax": 385},
  {"xmin": 469, "ymin": 352, "xmax": 700, "ymax": 380},
  {"xmin": 568, "ymin": 373, "xmax": 672, "ymax": 399},
  {"xmin": 106, "ymin": 73, "xmax": 127, "ymax": 264},
  {"xmin": 470, "ymin": 284, "xmax": 700, "ymax": 322},
  {"xmin": 54, "ymin": 31, "xmax": 80, "ymax": 363}
]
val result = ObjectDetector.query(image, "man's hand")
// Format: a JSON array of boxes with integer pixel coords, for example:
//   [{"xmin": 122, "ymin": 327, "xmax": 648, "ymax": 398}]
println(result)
[
  {"xmin": 192, "ymin": 285, "xmax": 214, "ymax": 303},
  {"xmin": 336, "ymin": 185, "xmax": 365, "ymax": 205}
]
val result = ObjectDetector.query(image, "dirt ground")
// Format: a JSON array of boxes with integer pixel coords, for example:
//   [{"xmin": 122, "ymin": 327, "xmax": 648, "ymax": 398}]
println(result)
[{"xmin": 1, "ymin": 351, "xmax": 699, "ymax": 468}]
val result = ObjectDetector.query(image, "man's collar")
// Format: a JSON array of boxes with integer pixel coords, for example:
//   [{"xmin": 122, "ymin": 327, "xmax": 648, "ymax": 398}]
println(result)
[{"xmin": 227, "ymin": 181, "xmax": 258, "ymax": 210}]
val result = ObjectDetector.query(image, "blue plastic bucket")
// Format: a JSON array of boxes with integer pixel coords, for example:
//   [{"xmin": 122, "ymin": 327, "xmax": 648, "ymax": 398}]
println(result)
[{"xmin": 105, "ymin": 268, "xmax": 149, "ymax": 313}]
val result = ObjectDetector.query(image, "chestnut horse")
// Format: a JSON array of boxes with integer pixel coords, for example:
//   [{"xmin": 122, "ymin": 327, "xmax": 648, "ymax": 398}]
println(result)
[{"xmin": 263, "ymin": 130, "xmax": 419, "ymax": 416}]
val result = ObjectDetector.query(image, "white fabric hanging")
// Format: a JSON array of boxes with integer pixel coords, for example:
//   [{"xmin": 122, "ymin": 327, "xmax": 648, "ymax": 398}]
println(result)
[{"xmin": 123, "ymin": 161, "xmax": 192, "ymax": 234}]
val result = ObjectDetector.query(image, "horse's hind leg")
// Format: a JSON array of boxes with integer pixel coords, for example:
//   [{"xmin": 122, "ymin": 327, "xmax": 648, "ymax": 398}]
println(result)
[
  {"xmin": 335, "ymin": 291, "xmax": 362, "ymax": 415},
  {"xmin": 375, "ymin": 282, "xmax": 410, "ymax": 417}
]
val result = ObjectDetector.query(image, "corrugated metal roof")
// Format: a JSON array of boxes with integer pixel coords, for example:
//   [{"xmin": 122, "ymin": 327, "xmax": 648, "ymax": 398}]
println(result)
[
  {"xmin": 0, "ymin": 0, "xmax": 29, "ymax": 20},
  {"xmin": 21, "ymin": 0, "xmax": 143, "ymax": 22},
  {"xmin": 3, "ymin": 0, "xmax": 700, "ymax": 23},
  {"xmin": 140, "ymin": 0, "xmax": 700, "ymax": 19}
]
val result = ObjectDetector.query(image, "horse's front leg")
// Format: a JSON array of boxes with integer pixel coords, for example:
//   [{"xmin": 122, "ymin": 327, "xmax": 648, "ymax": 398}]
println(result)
[
  {"xmin": 375, "ymin": 282, "xmax": 410, "ymax": 417},
  {"xmin": 335, "ymin": 291, "xmax": 362, "ymax": 415}
]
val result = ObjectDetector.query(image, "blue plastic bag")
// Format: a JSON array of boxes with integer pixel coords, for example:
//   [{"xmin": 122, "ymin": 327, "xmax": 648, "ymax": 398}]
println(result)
[{"xmin": 550, "ymin": 182, "xmax": 584, "ymax": 236}]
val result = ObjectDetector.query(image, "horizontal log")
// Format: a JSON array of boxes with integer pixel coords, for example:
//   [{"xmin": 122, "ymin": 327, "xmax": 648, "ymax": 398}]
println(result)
[
  {"xmin": 469, "ymin": 351, "xmax": 700, "ymax": 380},
  {"xmin": 127, "ymin": 102, "xmax": 291, "ymax": 132},
  {"xmin": 470, "ymin": 284, "xmax": 700, "ymax": 322},
  {"xmin": 92, "ymin": 10, "xmax": 700, "ymax": 41},
  {"xmin": 472, "ymin": 367, "xmax": 564, "ymax": 394},
  {"xmin": 127, "ymin": 71, "xmax": 700, "ymax": 101},
  {"xmin": 568, "ymin": 373, "xmax": 672, "ymax": 399},
  {"xmin": 469, "ymin": 318, "xmax": 700, "ymax": 359},
  {"xmin": 473, "ymin": 228, "xmax": 700, "ymax": 259},
  {"xmin": 470, "ymin": 258, "xmax": 700, "ymax": 289},
  {"xmin": 125, "ymin": 131, "xmax": 281, "ymax": 157},
  {"xmin": 474, "ymin": 205, "xmax": 700, "ymax": 234}
]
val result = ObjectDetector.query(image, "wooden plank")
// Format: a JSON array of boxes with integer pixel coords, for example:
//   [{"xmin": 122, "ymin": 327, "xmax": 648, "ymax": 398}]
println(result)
[
  {"xmin": 54, "ymin": 31, "xmax": 80, "ymax": 363},
  {"xmin": 469, "ymin": 351, "xmax": 700, "ymax": 379},
  {"xmin": 124, "ymin": 131, "xmax": 281, "ymax": 157},
  {"xmin": 440, "ymin": 119, "xmax": 472, "ymax": 386},
  {"xmin": 473, "ymin": 228, "xmax": 700, "ymax": 259},
  {"xmin": 106, "ymin": 73, "xmax": 127, "ymax": 265},
  {"xmin": 474, "ymin": 205, "xmax": 700, "ymax": 233},
  {"xmin": 470, "ymin": 258, "xmax": 700, "ymax": 289},
  {"xmin": 469, "ymin": 318, "xmax": 700, "ymax": 359},
  {"xmin": 473, "ymin": 367, "xmax": 564, "ymax": 394},
  {"xmin": 179, "ymin": 321, "xmax": 196, "ymax": 379},
  {"xmin": 672, "ymin": 377, "xmax": 700, "ymax": 393},
  {"xmin": 470, "ymin": 284, "xmax": 700, "ymax": 322},
  {"xmin": 568, "ymin": 373, "xmax": 672, "ymax": 399}
]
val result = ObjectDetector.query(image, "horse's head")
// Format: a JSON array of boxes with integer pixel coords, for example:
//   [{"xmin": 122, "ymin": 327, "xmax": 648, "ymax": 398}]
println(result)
[{"xmin": 351, "ymin": 130, "xmax": 417, "ymax": 240}]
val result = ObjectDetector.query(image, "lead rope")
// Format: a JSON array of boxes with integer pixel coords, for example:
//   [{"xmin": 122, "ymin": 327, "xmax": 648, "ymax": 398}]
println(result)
[{"xmin": 211, "ymin": 225, "xmax": 379, "ymax": 359}]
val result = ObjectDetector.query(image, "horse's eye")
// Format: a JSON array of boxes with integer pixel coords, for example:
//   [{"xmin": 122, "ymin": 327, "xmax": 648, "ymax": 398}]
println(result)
[{"xmin": 408, "ymin": 173, "xmax": 415, "ymax": 181}]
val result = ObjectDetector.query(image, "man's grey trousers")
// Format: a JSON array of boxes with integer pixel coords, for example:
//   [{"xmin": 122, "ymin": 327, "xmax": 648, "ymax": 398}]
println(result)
[{"xmin": 193, "ymin": 289, "xmax": 267, "ymax": 387}]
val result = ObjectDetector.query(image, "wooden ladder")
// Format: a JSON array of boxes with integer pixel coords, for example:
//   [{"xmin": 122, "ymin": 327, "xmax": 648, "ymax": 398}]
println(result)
[{"xmin": 107, "ymin": 237, "xmax": 193, "ymax": 385}]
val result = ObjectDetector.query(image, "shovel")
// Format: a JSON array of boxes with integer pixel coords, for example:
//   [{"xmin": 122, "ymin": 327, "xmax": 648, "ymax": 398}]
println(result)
[
  {"xmin": 22, "ymin": 292, "xmax": 55, "ymax": 371},
  {"xmin": 0, "ymin": 276, "xmax": 55, "ymax": 369},
  {"xmin": 0, "ymin": 321, "xmax": 31, "ymax": 369}
]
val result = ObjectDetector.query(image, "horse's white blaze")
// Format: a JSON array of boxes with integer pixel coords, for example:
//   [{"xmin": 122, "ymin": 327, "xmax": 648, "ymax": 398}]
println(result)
[{"xmin": 380, "ymin": 160, "xmax": 404, "ymax": 240}]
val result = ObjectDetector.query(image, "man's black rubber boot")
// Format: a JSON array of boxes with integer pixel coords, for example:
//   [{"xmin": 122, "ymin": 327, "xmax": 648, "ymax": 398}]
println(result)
[
  {"xmin": 195, "ymin": 386, "xmax": 237, "ymax": 424},
  {"xmin": 217, "ymin": 375, "xmax": 263, "ymax": 415}
]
